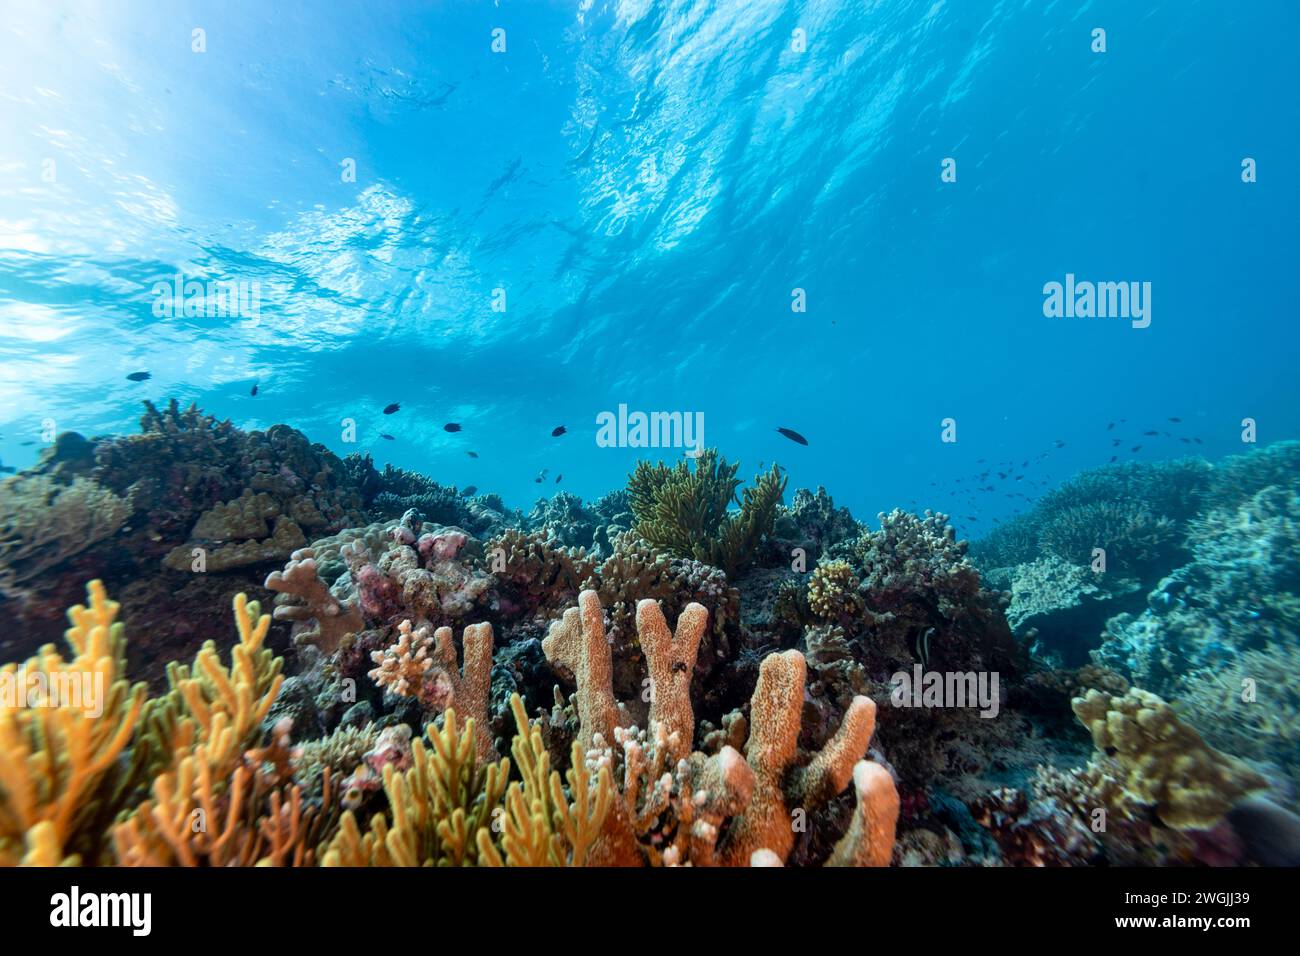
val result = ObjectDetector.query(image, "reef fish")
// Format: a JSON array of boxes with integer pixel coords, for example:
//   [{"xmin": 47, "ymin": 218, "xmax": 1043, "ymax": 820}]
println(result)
[
  {"xmin": 444, "ymin": 423, "xmax": 461, "ymax": 432},
  {"xmin": 462, "ymin": 486, "xmax": 477, "ymax": 496},
  {"xmin": 556, "ymin": 474, "xmax": 563, "ymax": 484},
  {"xmin": 551, "ymin": 425, "xmax": 566, "ymax": 437},
  {"xmin": 380, "ymin": 434, "xmax": 395, "ymax": 441},
  {"xmin": 250, "ymin": 383, "xmax": 258, "ymax": 396},
  {"xmin": 776, "ymin": 427, "xmax": 808, "ymax": 445},
  {"xmin": 383, "ymin": 403, "xmax": 401, "ymax": 415},
  {"xmin": 126, "ymin": 371, "xmax": 151, "ymax": 382},
  {"xmin": 467, "ymin": 451, "xmax": 478, "ymax": 458}
]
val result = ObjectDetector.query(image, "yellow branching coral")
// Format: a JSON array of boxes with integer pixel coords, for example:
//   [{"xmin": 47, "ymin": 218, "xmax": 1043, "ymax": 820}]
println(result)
[
  {"xmin": 1072, "ymin": 687, "xmax": 1269, "ymax": 830},
  {"xmin": 0, "ymin": 580, "xmax": 146, "ymax": 865},
  {"xmin": 477, "ymin": 695, "xmax": 612, "ymax": 867},
  {"xmin": 129, "ymin": 593, "xmax": 284, "ymax": 785},
  {"xmin": 321, "ymin": 708, "xmax": 509, "ymax": 867}
]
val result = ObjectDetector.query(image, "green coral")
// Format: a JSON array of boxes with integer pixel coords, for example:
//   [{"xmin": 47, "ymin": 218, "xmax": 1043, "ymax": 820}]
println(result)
[{"xmin": 627, "ymin": 448, "xmax": 786, "ymax": 576}]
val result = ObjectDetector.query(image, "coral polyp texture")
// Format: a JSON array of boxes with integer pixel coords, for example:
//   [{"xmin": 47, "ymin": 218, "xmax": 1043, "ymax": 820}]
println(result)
[{"xmin": 0, "ymin": 410, "xmax": 1296, "ymax": 869}]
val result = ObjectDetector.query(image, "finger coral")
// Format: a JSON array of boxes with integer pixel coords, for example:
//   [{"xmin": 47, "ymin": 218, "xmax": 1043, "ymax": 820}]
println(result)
[{"xmin": 541, "ymin": 589, "xmax": 899, "ymax": 866}]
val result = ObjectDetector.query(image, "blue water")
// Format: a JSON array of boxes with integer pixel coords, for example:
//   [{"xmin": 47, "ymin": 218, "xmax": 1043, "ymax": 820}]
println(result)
[{"xmin": 2, "ymin": 0, "xmax": 1297, "ymax": 530}]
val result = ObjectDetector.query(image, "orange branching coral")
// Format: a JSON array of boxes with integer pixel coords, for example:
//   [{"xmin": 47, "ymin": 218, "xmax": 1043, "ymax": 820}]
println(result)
[
  {"xmin": 542, "ymin": 590, "xmax": 898, "ymax": 867},
  {"xmin": 0, "ymin": 580, "xmax": 146, "ymax": 865},
  {"xmin": 717, "ymin": 650, "xmax": 881, "ymax": 865},
  {"xmin": 541, "ymin": 591, "xmax": 627, "ymax": 752}
]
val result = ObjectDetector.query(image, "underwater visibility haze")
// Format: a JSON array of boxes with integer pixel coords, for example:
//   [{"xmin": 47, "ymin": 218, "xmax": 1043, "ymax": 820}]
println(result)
[{"xmin": 0, "ymin": 0, "xmax": 1298, "ymax": 876}]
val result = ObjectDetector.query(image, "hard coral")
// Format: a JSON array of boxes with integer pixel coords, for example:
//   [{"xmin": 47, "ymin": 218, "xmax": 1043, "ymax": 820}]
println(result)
[{"xmin": 1072, "ymin": 687, "xmax": 1268, "ymax": 831}]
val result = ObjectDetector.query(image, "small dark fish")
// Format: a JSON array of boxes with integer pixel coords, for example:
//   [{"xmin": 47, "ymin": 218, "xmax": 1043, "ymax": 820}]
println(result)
[
  {"xmin": 555, "ymin": 474, "xmax": 563, "ymax": 484},
  {"xmin": 966, "ymin": 516, "xmax": 978, "ymax": 522},
  {"xmin": 776, "ymin": 427, "xmax": 809, "ymax": 446},
  {"xmin": 1179, "ymin": 437, "xmax": 1191, "ymax": 443},
  {"xmin": 1168, "ymin": 417, "xmax": 1181, "ymax": 423},
  {"xmin": 383, "ymin": 403, "xmax": 401, "ymax": 415},
  {"xmin": 534, "ymin": 477, "xmax": 543, "ymax": 483},
  {"xmin": 250, "ymin": 383, "xmax": 258, "ymax": 397},
  {"xmin": 1021, "ymin": 461, "xmax": 1028, "ymax": 468},
  {"xmin": 551, "ymin": 425, "xmax": 566, "ymax": 437},
  {"xmin": 467, "ymin": 451, "xmax": 479, "ymax": 458},
  {"xmin": 462, "ymin": 486, "xmax": 477, "ymax": 496},
  {"xmin": 1193, "ymin": 438, "xmax": 1203, "ymax": 445},
  {"xmin": 998, "ymin": 472, "xmax": 1007, "ymax": 480},
  {"xmin": 0, "ymin": 464, "xmax": 14, "ymax": 474},
  {"xmin": 1143, "ymin": 430, "xmax": 1158, "ymax": 436},
  {"xmin": 1053, "ymin": 440, "xmax": 1065, "ymax": 448},
  {"xmin": 380, "ymin": 434, "xmax": 395, "ymax": 441},
  {"xmin": 20, "ymin": 441, "xmax": 35, "ymax": 446},
  {"xmin": 1131, "ymin": 445, "xmax": 1142, "ymax": 452},
  {"xmin": 1107, "ymin": 422, "xmax": 1115, "ymax": 430},
  {"xmin": 444, "ymin": 423, "xmax": 461, "ymax": 432},
  {"xmin": 1112, "ymin": 439, "xmax": 1122, "ymax": 447},
  {"xmin": 126, "ymin": 371, "xmax": 151, "ymax": 382},
  {"xmin": 1109, "ymin": 455, "xmax": 1118, "ymax": 463},
  {"xmin": 1014, "ymin": 475, "xmax": 1023, "ymax": 481}
]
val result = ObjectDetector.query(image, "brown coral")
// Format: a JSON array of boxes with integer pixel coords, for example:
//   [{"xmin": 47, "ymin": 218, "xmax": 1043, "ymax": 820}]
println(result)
[{"xmin": 1072, "ymin": 687, "xmax": 1269, "ymax": 830}]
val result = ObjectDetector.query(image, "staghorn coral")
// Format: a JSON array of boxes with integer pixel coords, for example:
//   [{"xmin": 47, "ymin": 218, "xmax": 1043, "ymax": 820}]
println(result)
[
  {"xmin": 1175, "ymin": 642, "xmax": 1300, "ymax": 789},
  {"xmin": 627, "ymin": 448, "xmax": 786, "ymax": 576},
  {"xmin": 0, "ymin": 475, "xmax": 132, "ymax": 599},
  {"xmin": 1072, "ymin": 687, "xmax": 1269, "ymax": 831},
  {"xmin": 0, "ymin": 580, "xmax": 145, "ymax": 865}
]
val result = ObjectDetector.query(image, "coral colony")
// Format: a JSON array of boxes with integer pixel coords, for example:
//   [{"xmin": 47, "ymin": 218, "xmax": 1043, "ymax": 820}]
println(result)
[{"xmin": 0, "ymin": 401, "xmax": 1297, "ymax": 868}]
